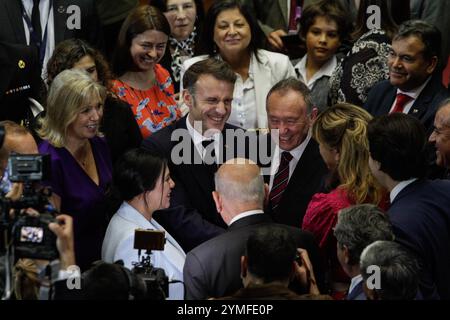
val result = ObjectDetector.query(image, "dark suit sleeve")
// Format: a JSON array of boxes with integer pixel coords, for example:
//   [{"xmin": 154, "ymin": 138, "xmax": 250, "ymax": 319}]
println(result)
[
  {"xmin": 80, "ymin": 0, "xmax": 104, "ymax": 52},
  {"xmin": 183, "ymin": 251, "xmax": 208, "ymax": 300},
  {"xmin": 153, "ymin": 206, "xmax": 225, "ymax": 253}
]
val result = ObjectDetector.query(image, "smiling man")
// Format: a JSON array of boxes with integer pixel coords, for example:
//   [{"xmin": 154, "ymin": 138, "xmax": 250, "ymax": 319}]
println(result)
[
  {"xmin": 429, "ymin": 98, "xmax": 450, "ymax": 177},
  {"xmin": 142, "ymin": 58, "xmax": 241, "ymax": 251},
  {"xmin": 264, "ymin": 77, "xmax": 327, "ymax": 227},
  {"xmin": 364, "ymin": 20, "xmax": 449, "ymax": 133}
]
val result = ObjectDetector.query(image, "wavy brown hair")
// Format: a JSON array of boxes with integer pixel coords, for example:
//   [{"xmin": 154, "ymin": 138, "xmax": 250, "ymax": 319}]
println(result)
[
  {"xmin": 46, "ymin": 38, "xmax": 113, "ymax": 91},
  {"xmin": 313, "ymin": 103, "xmax": 384, "ymax": 205}
]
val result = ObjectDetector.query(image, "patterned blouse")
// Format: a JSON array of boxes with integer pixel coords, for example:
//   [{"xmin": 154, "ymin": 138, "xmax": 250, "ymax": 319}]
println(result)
[
  {"xmin": 329, "ymin": 29, "xmax": 392, "ymax": 107},
  {"xmin": 112, "ymin": 64, "xmax": 181, "ymax": 139}
]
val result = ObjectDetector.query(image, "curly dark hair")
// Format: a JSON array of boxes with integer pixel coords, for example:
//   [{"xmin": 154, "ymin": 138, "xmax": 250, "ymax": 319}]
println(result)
[{"xmin": 46, "ymin": 38, "xmax": 113, "ymax": 90}]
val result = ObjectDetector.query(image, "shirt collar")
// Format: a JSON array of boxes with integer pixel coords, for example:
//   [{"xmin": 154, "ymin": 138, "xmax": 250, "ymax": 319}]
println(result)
[
  {"xmin": 396, "ymin": 76, "xmax": 431, "ymax": 99},
  {"xmin": 296, "ymin": 55, "xmax": 337, "ymax": 87},
  {"xmin": 186, "ymin": 113, "xmax": 220, "ymax": 147},
  {"xmin": 229, "ymin": 209, "xmax": 264, "ymax": 226},
  {"xmin": 390, "ymin": 178, "xmax": 418, "ymax": 203},
  {"xmin": 277, "ymin": 130, "xmax": 312, "ymax": 161},
  {"xmin": 349, "ymin": 274, "xmax": 363, "ymax": 295}
]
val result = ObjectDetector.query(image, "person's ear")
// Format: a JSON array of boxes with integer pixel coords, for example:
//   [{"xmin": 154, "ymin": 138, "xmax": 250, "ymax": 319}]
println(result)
[
  {"xmin": 343, "ymin": 245, "xmax": 350, "ymax": 265},
  {"xmin": 426, "ymin": 56, "xmax": 438, "ymax": 74},
  {"xmin": 334, "ymin": 148, "xmax": 340, "ymax": 164},
  {"xmin": 263, "ymin": 183, "xmax": 270, "ymax": 206},
  {"xmin": 240, "ymin": 256, "xmax": 248, "ymax": 279},
  {"xmin": 309, "ymin": 107, "xmax": 319, "ymax": 123},
  {"xmin": 182, "ymin": 89, "xmax": 193, "ymax": 109},
  {"xmin": 212, "ymin": 191, "xmax": 222, "ymax": 213}
]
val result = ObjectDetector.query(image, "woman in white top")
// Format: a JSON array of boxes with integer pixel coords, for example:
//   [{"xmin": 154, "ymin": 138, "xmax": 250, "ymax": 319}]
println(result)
[
  {"xmin": 102, "ymin": 149, "xmax": 185, "ymax": 300},
  {"xmin": 181, "ymin": 0, "xmax": 296, "ymax": 130}
]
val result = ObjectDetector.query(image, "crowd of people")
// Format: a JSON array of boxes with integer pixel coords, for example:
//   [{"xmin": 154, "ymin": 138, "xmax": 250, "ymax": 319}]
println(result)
[{"xmin": 1, "ymin": 0, "xmax": 450, "ymax": 301}]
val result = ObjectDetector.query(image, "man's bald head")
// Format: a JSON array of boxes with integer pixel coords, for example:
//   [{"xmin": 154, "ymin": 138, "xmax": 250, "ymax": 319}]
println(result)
[{"xmin": 214, "ymin": 158, "xmax": 265, "ymax": 209}]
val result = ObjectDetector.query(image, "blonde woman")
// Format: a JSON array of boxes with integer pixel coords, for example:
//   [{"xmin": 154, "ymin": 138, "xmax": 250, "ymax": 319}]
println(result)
[
  {"xmin": 38, "ymin": 69, "xmax": 113, "ymax": 271},
  {"xmin": 301, "ymin": 103, "xmax": 388, "ymax": 299}
]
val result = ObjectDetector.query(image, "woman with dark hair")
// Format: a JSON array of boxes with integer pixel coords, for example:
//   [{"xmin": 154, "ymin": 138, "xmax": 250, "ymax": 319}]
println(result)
[
  {"xmin": 329, "ymin": 0, "xmax": 398, "ymax": 107},
  {"xmin": 302, "ymin": 103, "xmax": 388, "ymax": 299},
  {"xmin": 102, "ymin": 148, "xmax": 185, "ymax": 300},
  {"xmin": 180, "ymin": 0, "xmax": 295, "ymax": 130},
  {"xmin": 45, "ymin": 38, "xmax": 142, "ymax": 164},
  {"xmin": 112, "ymin": 5, "xmax": 181, "ymax": 139},
  {"xmin": 150, "ymin": 0, "xmax": 203, "ymax": 92}
]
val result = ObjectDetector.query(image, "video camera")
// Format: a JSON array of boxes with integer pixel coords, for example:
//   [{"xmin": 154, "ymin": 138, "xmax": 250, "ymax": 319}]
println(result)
[
  {"xmin": 131, "ymin": 229, "xmax": 169, "ymax": 300},
  {"xmin": 0, "ymin": 153, "xmax": 58, "ymax": 261}
]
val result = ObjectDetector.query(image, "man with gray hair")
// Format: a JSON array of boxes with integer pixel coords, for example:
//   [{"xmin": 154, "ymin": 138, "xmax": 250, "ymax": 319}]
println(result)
[
  {"xmin": 360, "ymin": 240, "xmax": 420, "ymax": 300},
  {"xmin": 333, "ymin": 204, "xmax": 394, "ymax": 300},
  {"xmin": 183, "ymin": 158, "xmax": 322, "ymax": 300}
]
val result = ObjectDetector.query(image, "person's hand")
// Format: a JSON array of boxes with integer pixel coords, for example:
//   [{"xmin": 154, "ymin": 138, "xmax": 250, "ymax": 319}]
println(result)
[
  {"xmin": 293, "ymin": 248, "xmax": 320, "ymax": 295},
  {"xmin": 267, "ymin": 29, "xmax": 287, "ymax": 51},
  {"xmin": 5, "ymin": 182, "xmax": 23, "ymax": 201},
  {"xmin": 48, "ymin": 214, "xmax": 75, "ymax": 270}
]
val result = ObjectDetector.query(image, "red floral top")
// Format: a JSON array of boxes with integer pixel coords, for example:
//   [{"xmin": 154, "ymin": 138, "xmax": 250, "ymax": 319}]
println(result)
[{"xmin": 112, "ymin": 64, "xmax": 181, "ymax": 139}]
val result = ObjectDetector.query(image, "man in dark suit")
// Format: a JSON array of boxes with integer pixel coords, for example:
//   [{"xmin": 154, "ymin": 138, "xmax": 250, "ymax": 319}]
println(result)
[
  {"xmin": 368, "ymin": 113, "xmax": 450, "ymax": 300},
  {"xmin": 364, "ymin": 20, "xmax": 449, "ymax": 133},
  {"xmin": 142, "ymin": 58, "xmax": 245, "ymax": 251},
  {"xmin": 263, "ymin": 77, "xmax": 327, "ymax": 227},
  {"xmin": 333, "ymin": 204, "xmax": 394, "ymax": 300},
  {"xmin": 0, "ymin": 0, "xmax": 103, "ymax": 122},
  {"xmin": 183, "ymin": 159, "xmax": 322, "ymax": 300},
  {"xmin": 429, "ymin": 98, "xmax": 450, "ymax": 178},
  {"xmin": 0, "ymin": 41, "xmax": 42, "ymax": 123}
]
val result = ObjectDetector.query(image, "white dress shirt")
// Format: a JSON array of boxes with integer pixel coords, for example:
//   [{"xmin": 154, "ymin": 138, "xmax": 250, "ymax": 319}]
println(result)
[
  {"xmin": 186, "ymin": 113, "xmax": 221, "ymax": 161},
  {"xmin": 21, "ymin": 0, "xmax": 55, "ymax": 79},
  {"xmin": 390, "ymin": 77, "xmax": 431, "ymax": 114},
  {"xmin": 228, "ymin": 209, "xmax": 264, "ymax": 226},
  {"xmin": 295, "ymin": 55, "xmax": 337, "ymax": 89},
  {"xmin": 269, "ymin": 131, "xmax": 312, "ymax": 191},
  {"xmin": 390, "ymin": 178, "xmax": 418, "ymax": 203}
]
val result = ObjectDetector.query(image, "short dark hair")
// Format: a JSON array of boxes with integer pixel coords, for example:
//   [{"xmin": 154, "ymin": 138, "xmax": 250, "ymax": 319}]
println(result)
[
  {"xmin": 246, "ymin": 225, "xmax": 296, "ymax": 282},
  {"xmin": 266, "ymin": 77, "xmax": 313, "ymax": 113},
  {"xmin": 83, "ymin": 262, "xmax": 147, "ymax": 300},
  {"xmin": 393, "ymin": 20, "xmax": 442, "ymax": 61},
  {"xmin": 113, "ymin": 148, "xmax": 167, "ymax": 202},
  {"xmin": 46, "ymin": 38, "xmax": 113, "ymax": 90},
  {"xmin": 196, "ymin": 0, "xmax": 264, "ymax": 59},
  {"xmin": 334, "ymin": 204, "xmax": 394, "ymax": 265},
  {"xmin": 112, "ymin": 5, "xmax": 171, "ymax": 77},
  {"xmin": 182, "ymin": 58, "xmax": 236, "ymax": 94},
  {"xmin": 360, "ymin": 240, "xmax": 420, "ymax": 300},
  {"xmin": 368, "ymin": 113, "xmax": 428, "ymax": 181},
  {"xmin": 299, "ymin": 0, "xmax": 350, "ymax": 41}
]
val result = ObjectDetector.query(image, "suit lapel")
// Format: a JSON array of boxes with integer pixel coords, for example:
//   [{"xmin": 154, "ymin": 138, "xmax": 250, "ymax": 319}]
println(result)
[
  {"xmin": 53, "ymin": 0, "xmax": 67, "ymax": 44},
  {"xmin": 379, "ymin": 86, "xmax": 397, "ymax": 116},
  {"xmin": 408, "ymin": 78, "xmax": 436, "ymax": 120},
  {"xmin": 5, "ymin": 0, "xmax": 27, "ymax": 44},
  {"xmin": 278, "ymin": 0, "xmax": 289, "ymax": 26},
  {"xmin": 251, "ymin": 52, "xmax": 272, "ymax": 128}
]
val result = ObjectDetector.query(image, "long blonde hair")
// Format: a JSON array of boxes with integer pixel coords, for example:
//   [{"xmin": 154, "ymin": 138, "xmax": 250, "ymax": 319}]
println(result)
[
  {"xmin": 37, "ymin": 69, "xmax": 106, "ymax": 147},
  {"xmin": 313, "ymin": 103, "xmax": 384, "ymax": 205}
]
